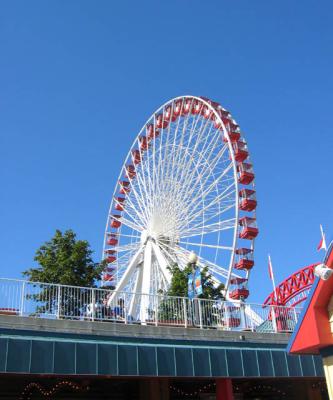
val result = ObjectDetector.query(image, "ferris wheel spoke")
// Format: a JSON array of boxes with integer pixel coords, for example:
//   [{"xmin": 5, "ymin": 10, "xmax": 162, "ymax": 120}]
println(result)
[
  {"xmin": 158, "ymin": 241, "xmax": 189, "ymax": 267},
  {"xmin": 114, "ymin": 241, "xmax": 142, "ymax": 253},
  {"xmin": 180, "ymin": 157, "xmax": 230, "ymax": 214},
  {"xmin": 135, "ymin": 137, "xmax": 155, "ymax": 219},
  {"xmin": 177, "ymin": 125, "xmax": 225, "ymax": 202},
  {"xmin": 183, "ymin": 192, "xmax": 235, "ymax": 229},
  {"xmin": 159, "ymin": 199, "xmax": 233, "ymax": 242},
  {"xmin": 167, "ymin": 117, "xmax": 212, "ymax": 202},
  {"xmin": 154, "ymin": 117, "xmax": 170, "ymax": 213},
  {"xmin": 175, "ymin": 204, "xmax": 235, "ymax": 234},
  {"xmin": 186, "ymin": 191, "xmax": 235, "ymax": 226},
  {"xmin": 116, "ymin": 232, "xmax": 141, "ymax": 240},
  {"xmin": 182, "ymin": 162, "xmax": 234, "ymax": 217},
  {"xmin": 161, "ymin": 114, "xmax": 192, "ymax": 198},
  {"xmin": 125, "ymin": 170, "xmax": 151, "ymax": 225},
  {"xmin": 176, "ymin": 130, "xmax": 222, "ymax": 201},
  {"xmin": 187, "ymin": 153, "xmax": 233, "ymax": 201},
  {"xmin": 168, "ymin": 243, "xmax": 231, "ymax": 281},
  {"xmin": 136, "ymin": 163, "xmax": 154, "ymax": 219},
  {"xmin": 186, "ymin": 180, "xmax": 235, "ymax": 219},
  {"xmin": 179, "ymin": 217, "xmax": 236, "ymax": 238},
  {"xmin": 156, "ymin": 240, "xmax": 186, "ymax": 267},
  {"xmin": 125, "ymin": 146, "xmax": 152, "ymax": 224},
  {"xmin": 150, "ymin": 123, "xmax": 159, "ymax": 212},
  {"xmin": 166, "ymin": 113, "xmax": 202, "ymax": 199},
  {"xmin": 158, "ymin": 112, "xmax": 182, "ymax": 202},
  {"xmin": 119, "ymin": 197, "xmax": 147, "ymax": 229},
  {"xmin": 110, "ymin": 214, "xmax": 142, "ymax": 233},
  {"xmin": 167, "ymin": 114, "xmax": 204, "ymax": 196},
  {"xmin": 153, "ymin": 115, "xmax": 177, "ymax": 215},
  {"xmin": 166, "ymin": 105, "xmax": 194, "ymax": 179},
  {"xmin": 178, "ymin": 240, "xmax": 233, "ymax": 251},
  {"xmin": 193, "ymin": 144, "xmax": 231, "ymax": 190},
  {"xmin": 176, "ymin": 244, "xmax": 237, "ymax": 280},
  {"xmin": 139, "ymin": 139, "xmax": 155, "ymax": 217},
  {"xmin": 178, "ymin": 174, "xmax": 233, "ymax": 226}
]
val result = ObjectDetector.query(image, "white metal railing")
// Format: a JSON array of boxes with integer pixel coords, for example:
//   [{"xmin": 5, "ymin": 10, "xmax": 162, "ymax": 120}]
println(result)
[{"xmin": 0, "ymin": 278, "xmax": 301, "ymax": 333}]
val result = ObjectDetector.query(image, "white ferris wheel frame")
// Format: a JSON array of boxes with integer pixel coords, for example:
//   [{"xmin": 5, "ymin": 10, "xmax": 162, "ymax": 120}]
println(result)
[{"xmin": 102, "ymin": 95, "xmax": 256, "ymax": 302}]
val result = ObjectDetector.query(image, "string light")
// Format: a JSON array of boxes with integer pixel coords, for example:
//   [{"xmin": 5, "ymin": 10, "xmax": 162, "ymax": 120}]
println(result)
[
  {"xmin": 169, "ymin": 382, "xmax": 216, "ymax": 397},
  {"xmin": 246, "ymin": 384, "xmax": 286, "ymax": 397},
  {"xmin": 169, "ymin": 382, "xmax": 291, "ymax": 398},
  {"xmin": 170, "ymin": 382, "xmax": 288, "ymax": 397},
  {"xmin": 311, "ymin": 380, "xmax": 328, "ymax": 393},
  {"xmin": 20, "ymin": 380, "xmax": 89, "ymax": 399}
]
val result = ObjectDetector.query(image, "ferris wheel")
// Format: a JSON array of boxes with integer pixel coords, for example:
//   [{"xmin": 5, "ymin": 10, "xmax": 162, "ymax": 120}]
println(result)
[{"xmin": 102, "ymin": 96, "xmax": 258, "ymax": 302}]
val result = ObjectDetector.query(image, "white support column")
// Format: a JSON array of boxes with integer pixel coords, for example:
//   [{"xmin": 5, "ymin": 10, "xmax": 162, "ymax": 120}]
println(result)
[
  {"xmin": 239, "ymin": 302, "xmax": 247, "ymax": 330},
  {"xmin": 128, "ymin": 264, "xmax": 144, "ymax": 318},
  {"xmin": 140, "ymin": 241, "xmax": 153, "ymax": 323},
  {"xmin": 151, "ymin": 242, "xmax": 172, "ymax": 285},
  {"xmin": 107, "ymin": 247, "xmax": 143, "ymax": 306}
]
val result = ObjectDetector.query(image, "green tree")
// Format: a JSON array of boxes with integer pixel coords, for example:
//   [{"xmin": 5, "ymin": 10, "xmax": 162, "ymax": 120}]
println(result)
[
  {"xmin": 23, "ymin": 230, "xmax": 106, "ymax": 317},
  {"xmin": 157, "ymin": 264, "xmax": 225, "ymax": 324},
  {"xmin": 23, "ymin": 229, "xmax": 104, "ymax": 286},
  {"xmin": 167, "ymin": 263, "xmax": 225, "ymax": 300}
]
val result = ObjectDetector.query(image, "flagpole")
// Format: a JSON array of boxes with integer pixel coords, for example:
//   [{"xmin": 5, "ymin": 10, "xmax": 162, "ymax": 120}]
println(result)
[
  {"xmin": 268, "ymin": 254, "xmax": 278, "ymax": 302},
  {"xmin": 319, "ymin": 224, "xmax": 327, "ymax": 251}
]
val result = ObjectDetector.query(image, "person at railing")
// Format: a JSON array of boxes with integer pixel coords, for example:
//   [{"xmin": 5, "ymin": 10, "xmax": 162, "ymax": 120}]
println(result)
[
  {"xmin": 113, "ymin": 298, "xmax": 125, "ymax": 321},
  {"xmin": 85, "ymin": 302, "xmax": 95, "ymax": 320},
  {"xmin": 101, "ymin": 298, "xmax": 111, "ymax": 320},
  {"xmin": 83, "ymin": 298, "xmax": 104, "ymax": 320}
]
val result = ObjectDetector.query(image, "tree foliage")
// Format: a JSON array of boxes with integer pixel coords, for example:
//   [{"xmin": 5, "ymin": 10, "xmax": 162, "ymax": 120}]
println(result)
[
  {"xmin": 157, "ymin": 264, "xmax": 225, "ymax": 324},
  {"xmin": 166, "ymin": 263, "xmax": 225, "ymax": 300},
  {"xmin": 22, "ymin": 230, "xmax": 105, "ymax": 318},
  {"xmin": 23, "ymin": 229, "xmax": 105, "ymax": 286}
]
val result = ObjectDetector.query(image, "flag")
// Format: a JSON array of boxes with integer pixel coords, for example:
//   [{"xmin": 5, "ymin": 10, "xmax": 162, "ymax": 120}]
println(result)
[
  {"xmin": 317, "ymin": 225, "xmax": 327, "ymax": 251},
  {"xmin": 188, "ymin": 273, "xmax": 194, "ymax": 300},
  {"xmin": 194, "ymin": 268, "xmax": 203, "ymax": 296},
  {"xmin": 268, "ymin": 256, "xmax": 273, "ymax": 280}
]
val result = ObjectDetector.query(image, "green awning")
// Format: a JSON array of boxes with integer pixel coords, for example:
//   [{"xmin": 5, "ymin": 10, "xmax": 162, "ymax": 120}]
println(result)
[{"xmin": 0, "ymin": 331, "xmax": 323, "ymax": 378}]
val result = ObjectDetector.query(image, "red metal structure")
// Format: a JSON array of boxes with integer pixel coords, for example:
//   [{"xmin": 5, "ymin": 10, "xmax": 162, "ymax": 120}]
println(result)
[{"xmin": 263, "ymin": 263, "xmax": 318, "ymax": 307}]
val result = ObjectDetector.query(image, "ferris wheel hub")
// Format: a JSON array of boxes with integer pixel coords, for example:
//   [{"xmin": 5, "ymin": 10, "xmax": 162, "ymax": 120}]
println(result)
[{"xmin": 140, "ymin": 230, "xmax": 148, "ymax": 245}]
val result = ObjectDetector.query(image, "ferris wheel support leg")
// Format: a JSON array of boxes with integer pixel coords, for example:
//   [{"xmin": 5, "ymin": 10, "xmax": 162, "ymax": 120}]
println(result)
[
  {"xmin": 239, "ymin": 302, "xmax": 248, "ymax": 330},
  {"xmin": 244, "ymin": 304, "xmax": 263, "ymax": 327},
  {"xmin": 107, "ymin": 247, "xmax": 143, "ymax": 307},
  {"xmin": 151, "ymin": 242, "xmax": 172, "ymax": 285},
  {"xmin": 140, "ymin": 241, "xmax": 153, "ymax": 324},
  {"xmin": 128, "ymin": 264, "xmax": 144, "ymax": 319}
]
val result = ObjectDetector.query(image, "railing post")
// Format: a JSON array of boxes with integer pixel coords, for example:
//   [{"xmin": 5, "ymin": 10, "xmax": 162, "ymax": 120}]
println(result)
[
  {"xmin": 224, "ymin": 303, "xmax": 230, "ymax": 330},
  {"xmin": 154, "ymin": 295, "xmax": 159, "ymax": 327},
  {"xmin": 198, "ymin": 299, "xmax": 203, "ymax": 329},
  {"xmin": 293, "ymin": 307, "xmax": 298, "ymax": 329},
  {"xmin": 246, "ymin": 304, "xmax": 254, "ymax": 332},
  {"xmin": 124, "ymin": 293, "xmax": 128, "ymax": 325},
  {"xmin": 57, "ymin": 285, "xmax": 61, "ymax": 319},
  {"xmin": 91, "ymin": 289, "xmax": 95, "ymax": 322},
  {"xmin": 183, "ymin": 298, "xmax": 187, "ymax": 328},
  {"xmin": 20, "ymin": 281, "xmax": 26, "ymax": 316},
  {"xmin": 271, "ymin": 306, "xmax": 278, "ymax": 333}
]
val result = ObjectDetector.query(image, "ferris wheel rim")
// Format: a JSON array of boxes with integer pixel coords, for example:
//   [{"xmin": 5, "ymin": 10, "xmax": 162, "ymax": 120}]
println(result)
[{"xmin": 102, "ymin": 95, "xmax": 257, "ymax": 298}]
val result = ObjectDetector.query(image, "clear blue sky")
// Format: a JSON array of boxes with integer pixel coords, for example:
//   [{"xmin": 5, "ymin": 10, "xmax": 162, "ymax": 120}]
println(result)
[{"xmin": 1, "ymin": 0, "xmax": 332, "ymax": 303}]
